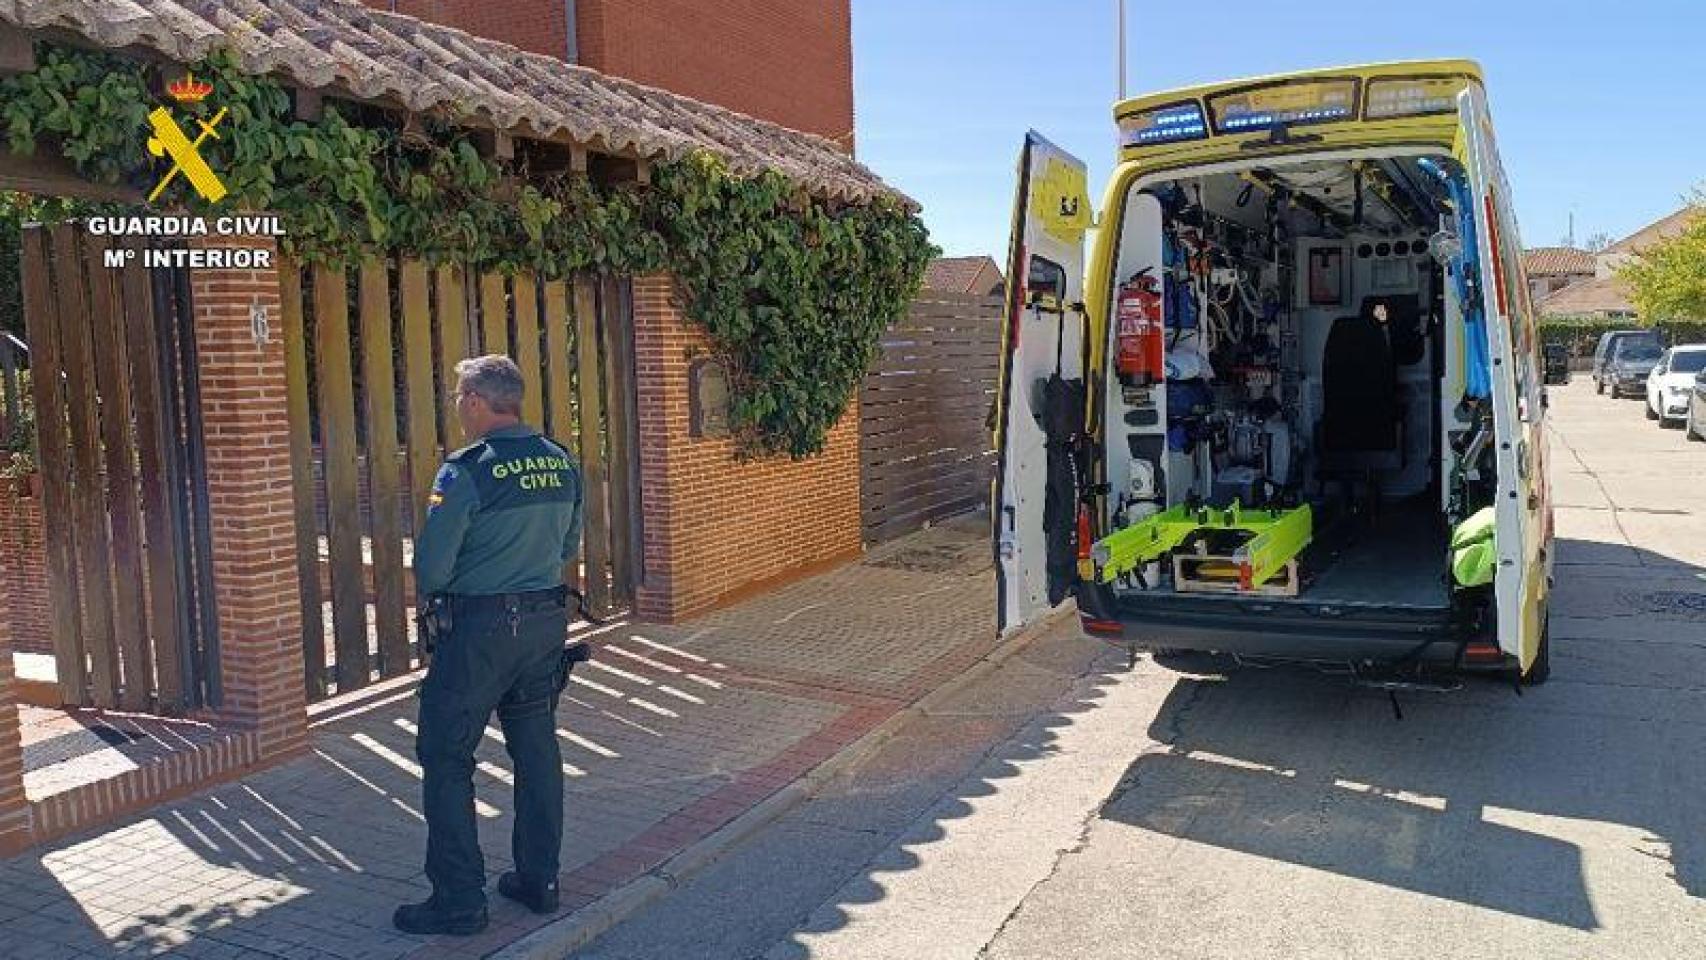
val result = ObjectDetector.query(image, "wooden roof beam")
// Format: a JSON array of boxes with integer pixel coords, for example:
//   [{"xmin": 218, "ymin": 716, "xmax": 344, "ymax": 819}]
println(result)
[
  {"xmin": 468, "ymin": 127, "xmax": 515, "ymax": 162},
  {"xmin": 292, "ymin": 87, "xmax": 323, "ymax": 122},
  {"xmin": 0, "ymin": 150, "xmax": 142, "ymax": 203},
  {"xmin": 0, "ymin": 26, "xmax": 36, "ymax": 75},
  {"xmin": 591, "ymin": 155, "xmax": 652, "ymax": 186}
]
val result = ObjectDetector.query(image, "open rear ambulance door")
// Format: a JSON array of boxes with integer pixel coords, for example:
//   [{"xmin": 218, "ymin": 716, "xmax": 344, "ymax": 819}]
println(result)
[
  {"xmin": 1457, "ymin": 88, "xmax": 1547, "ymax": 672},
  {"xmin": 994, "ymin": 132, "xmax": 1092, "ymax": 637}
]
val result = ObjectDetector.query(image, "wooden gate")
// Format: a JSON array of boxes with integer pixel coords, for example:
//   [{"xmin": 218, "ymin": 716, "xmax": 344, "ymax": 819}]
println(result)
[
  {"xmin": 19, "ymin": 224, "xmax": 220, "ymax": 713},
  {"xmin": 860, "ymin": 292, "xmax": 1004, "ymax": 544},
  {"xmin": 281, "ymin": 261, "xmax": 643, "ymax": 701}
]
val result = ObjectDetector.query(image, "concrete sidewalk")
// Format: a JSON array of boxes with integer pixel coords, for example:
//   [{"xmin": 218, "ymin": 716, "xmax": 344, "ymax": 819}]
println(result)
[{"xmin": 0, "ymin": 515, "xmax": 1003, "ymax": 959}]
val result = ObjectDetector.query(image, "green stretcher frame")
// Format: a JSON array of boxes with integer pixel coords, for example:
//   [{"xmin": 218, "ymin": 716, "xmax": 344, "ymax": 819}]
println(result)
[{"xmin": 1089, "ymin": 502, "xmax": 1314, "ymax": 588}]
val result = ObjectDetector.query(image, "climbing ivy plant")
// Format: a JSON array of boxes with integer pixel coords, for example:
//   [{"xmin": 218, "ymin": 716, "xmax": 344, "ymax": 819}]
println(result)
[{"xmin": 0, "ymin": 43, "xmax": 935, "ymax": 458}]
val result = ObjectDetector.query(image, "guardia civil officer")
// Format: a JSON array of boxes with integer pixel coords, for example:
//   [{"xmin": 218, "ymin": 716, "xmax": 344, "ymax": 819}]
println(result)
[{"xmin": 394, "ymin": 355, "xmax": 583, "ymax": 936}]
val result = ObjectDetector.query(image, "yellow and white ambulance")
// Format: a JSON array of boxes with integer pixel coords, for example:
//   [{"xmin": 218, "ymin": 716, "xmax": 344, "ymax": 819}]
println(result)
[{"xmin": 995, "ymin": 61, "xmax": 1554, "ymax": 682}]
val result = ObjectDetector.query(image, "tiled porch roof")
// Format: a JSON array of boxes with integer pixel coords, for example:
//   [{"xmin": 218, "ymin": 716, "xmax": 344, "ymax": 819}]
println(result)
[{"xmin": 0, "ymin": 0, "xmax": 907, "ymax": 205}]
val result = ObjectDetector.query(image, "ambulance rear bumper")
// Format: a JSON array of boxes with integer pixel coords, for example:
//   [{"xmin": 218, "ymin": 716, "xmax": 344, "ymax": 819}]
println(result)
[{"xmin": 1074, "ymin": 581, "xmax": 1462, "ymax": 665}]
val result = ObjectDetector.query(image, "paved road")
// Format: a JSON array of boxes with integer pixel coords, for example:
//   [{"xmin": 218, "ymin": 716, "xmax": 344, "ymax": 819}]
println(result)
[{"xmin": 580, "ymin": 378, "xmax": 1706, "ymax": 959}]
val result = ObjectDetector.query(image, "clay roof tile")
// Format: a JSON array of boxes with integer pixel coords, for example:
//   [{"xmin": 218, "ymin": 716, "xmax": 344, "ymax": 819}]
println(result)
[{"xmin": 2, "ymin": 0, "xmax": 908, "ymax": 206}]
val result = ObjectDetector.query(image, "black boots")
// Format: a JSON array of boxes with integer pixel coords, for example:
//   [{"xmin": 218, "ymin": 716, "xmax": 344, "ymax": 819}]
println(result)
[
  {"xmin": 498, "ymin": 871, "xmax": 560, "ymax": 914},
  {"xmin": 392, "ymin": 899, "xmax": 489, "ymax": 936},
  {"xmin": 393, "ymin": 875, "xmax": 556, "ymax": 934}
]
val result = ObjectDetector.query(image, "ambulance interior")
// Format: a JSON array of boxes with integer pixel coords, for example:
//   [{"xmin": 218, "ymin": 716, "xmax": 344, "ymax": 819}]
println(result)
[{"xmin": 1097, "ymin": 151, "xmax": 1497, "ymax": 610}]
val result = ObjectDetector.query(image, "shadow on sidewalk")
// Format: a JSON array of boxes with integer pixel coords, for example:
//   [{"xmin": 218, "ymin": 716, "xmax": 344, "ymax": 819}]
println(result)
[
  {"xmin": 0, "ymin": 610, "xmax": 822, "ymax": 958},
  {"xmin": 0, "ymin": 517, "xmax": 1011, "ymax": 959},
  {"xmin": 1102, "ymin": 543, "xmax": 1706, "ymax": 930},
  {"xmin": 746, "ymin": 538, "xmax": 1705, "ymax": 955},
  {"xmin": 599, "ymin": 614, "xmax": 1137, "ymax": 960}
]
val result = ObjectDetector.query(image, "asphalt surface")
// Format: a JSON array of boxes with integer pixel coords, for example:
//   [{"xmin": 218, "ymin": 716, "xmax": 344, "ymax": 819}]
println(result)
[{"xmin": 578, "ymin": 378, "xmax": 1706, "ymax": 960}]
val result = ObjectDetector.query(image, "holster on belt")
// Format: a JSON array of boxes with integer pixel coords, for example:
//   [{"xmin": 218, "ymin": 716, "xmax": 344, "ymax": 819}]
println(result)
[
  {"xmin": 555, "ymin": 641, "xmax": 593, "ymax": 693},
  {"xmin": 416, "ymin": 594, "xmax": 453, "ymax": 653}
]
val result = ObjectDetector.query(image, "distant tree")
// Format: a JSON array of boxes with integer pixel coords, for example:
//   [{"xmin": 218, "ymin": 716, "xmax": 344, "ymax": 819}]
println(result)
[
  {"xmin": 1582, "ymin": 232, "xmax": 1613, "ymax": 253},
  {"xmin": 1618, "ymin": 191, "xmax": 1706, "ymax": 324}
]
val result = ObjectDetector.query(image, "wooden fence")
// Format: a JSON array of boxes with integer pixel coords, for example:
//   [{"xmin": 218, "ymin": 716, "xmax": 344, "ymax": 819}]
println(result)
[
  {"xmin": 18, "ymin": 224, "xmax": 218, "ymax": 712},
  {"xmin": 860, "ymin": 292, "xmax": 1004, "ymax": 544},
  {"xmin": 281, "ymin": 261, "xmax": 642, "ymax": 701}
]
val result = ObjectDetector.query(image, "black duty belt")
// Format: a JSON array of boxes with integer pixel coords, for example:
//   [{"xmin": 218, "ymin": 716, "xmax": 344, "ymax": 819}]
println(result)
[{"xmin": 448, "ymin": 585, "xmax": 568, "ymax": 615}]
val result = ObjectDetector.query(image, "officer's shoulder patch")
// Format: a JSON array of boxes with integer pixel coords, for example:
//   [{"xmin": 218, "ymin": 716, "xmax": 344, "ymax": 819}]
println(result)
[{"xmin": 430, "ymin": 462, "xmax": 463, "ymax": 493}]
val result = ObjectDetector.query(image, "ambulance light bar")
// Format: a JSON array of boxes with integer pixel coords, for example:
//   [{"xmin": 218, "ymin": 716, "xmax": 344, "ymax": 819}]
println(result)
[
  {"xmin": 1206, "ymin": 78, "xmax": 1359, "ymax": 135},
  {"xmin": 1363, "ymin": 76, "xmax": 1468, "ymax": 120},
  {"xmin": 1118, "ymin": 102, "xmax": 1209, "ymax": 147}
]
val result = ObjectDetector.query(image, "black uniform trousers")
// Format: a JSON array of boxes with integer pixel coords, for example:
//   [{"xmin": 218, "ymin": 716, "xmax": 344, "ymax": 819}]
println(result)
[{"xmin": 415, "ymin": 598, "xmax": 567, "ymax": 912}]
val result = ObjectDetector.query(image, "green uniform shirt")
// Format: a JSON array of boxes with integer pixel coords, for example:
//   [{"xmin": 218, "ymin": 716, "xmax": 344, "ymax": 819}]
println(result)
[{"xmin": 415, "ymin": 423, "xmax": 583, "ymax": 598}]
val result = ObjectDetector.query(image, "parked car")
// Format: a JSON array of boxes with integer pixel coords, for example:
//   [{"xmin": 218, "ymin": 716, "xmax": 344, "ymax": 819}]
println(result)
[
  {"xmin": 1592, "ymin": 329, "xmax": 1663, "ymax": 396},
  {"xmin": 1543, "ymin": 343, "xmax": 1570, "ymax": 385},
  {"xmin": 1688, "ymin": 368, "xmax": 1706, "ymax": 442},
  {"xmin": 1603, "ymin": 337, "xmax": 1663, "ymax": 399},
  {"xmin": 1646, "ymin": 345, "xmax": 1706, "ymax": 426}
]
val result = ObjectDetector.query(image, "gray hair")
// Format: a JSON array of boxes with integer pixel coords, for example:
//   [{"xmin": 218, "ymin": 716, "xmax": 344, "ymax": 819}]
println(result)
[{"xmin": 455, "ymin": 354, "xmax": 524, "ymax": 415}]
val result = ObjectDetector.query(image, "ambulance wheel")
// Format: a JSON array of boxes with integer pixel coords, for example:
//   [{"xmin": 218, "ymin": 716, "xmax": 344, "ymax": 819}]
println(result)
[
  {"xmin": 1596, "ymin": 379, "xmax": 1605, "ymax": 395},
  {"xmin": 1646, "ymin": 401, "xmax": 1658, "ymax": 420},
  {"xmin": 1520, "ymin": 617, "xmax": 1551, "ymax": 686}
]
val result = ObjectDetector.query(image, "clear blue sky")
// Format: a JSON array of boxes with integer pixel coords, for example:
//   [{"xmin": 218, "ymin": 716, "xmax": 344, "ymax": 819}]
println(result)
[{"xmin": 852, "ymin": 0, "xmax": 1702, "ymax": 261}]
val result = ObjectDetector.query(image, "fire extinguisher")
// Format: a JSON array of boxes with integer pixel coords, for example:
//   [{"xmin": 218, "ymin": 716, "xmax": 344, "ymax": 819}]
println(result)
[{"xmin": 1115, "ymin": 268, "xmax": 1164, "ymax": 386}]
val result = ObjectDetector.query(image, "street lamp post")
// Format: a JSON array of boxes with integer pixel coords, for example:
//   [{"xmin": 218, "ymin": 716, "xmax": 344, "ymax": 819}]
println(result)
[{"xmin": 1117, "ymin": 0, "xmax": 1127, "ymax": 102}]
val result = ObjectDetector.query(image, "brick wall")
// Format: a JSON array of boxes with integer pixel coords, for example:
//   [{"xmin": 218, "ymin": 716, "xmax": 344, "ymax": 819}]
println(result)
[
  {"xmin": 0, "ymin": 553, "xmax": 27, "ymax": 854},
  {"xmin": 576, "ymin": 0, "xmax": 853, "ymax": 146},
  {"xmin": 363, "ymin": 0, "xmax": 854, "ymax": 148},
  {"xmin": 188, "ymin": 235, "xmax": 308, "ymax": 760},
  {"xmin": 360, "ymin": 0, "xmax": 570, "ymax": 59},
  {"xmin": 630, "ymin": 274, "xmax": 862, "ymax": 622},
  {"xmin": 0, "ymin": 483, "xmax": 49, "ymax": 657},
  {"xmin": 27, "ymin": 728, "xmax": 260, "ymax": 850}
]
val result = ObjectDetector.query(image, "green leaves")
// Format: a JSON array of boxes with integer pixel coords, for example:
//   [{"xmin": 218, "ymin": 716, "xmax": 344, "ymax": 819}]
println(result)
[
  {"xmin": 649, "ymin": 159, "xmax": 935, "ymax": 457},
  {"xmin": 1618, "ymin": 195, "xmax": 1706, "ymax": 324},
  {"xmin": 0, "ymin": 45, "xmax": 150, "ymax": 183},
  {"xmin": 0, "ymin": 41, "xmax": 936, "ymax": 459}
]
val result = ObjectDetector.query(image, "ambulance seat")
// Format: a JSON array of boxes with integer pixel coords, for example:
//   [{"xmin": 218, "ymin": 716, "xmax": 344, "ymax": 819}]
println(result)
[{"xmin": 1318, "ymin": 299, "xmax": 1402, "ymax": 511}]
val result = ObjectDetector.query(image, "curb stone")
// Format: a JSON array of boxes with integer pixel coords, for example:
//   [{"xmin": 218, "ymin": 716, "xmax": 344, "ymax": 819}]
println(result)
[{"xmin": 490, "ymin": 604, "xmax": 1077, "ymax": 960}]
